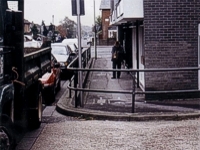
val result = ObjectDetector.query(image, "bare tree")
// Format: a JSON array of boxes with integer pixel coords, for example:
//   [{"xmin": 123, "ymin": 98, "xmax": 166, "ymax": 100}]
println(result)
[{"xmin": 59, "ymin": 17, "xmax": 77, "ymax": 38}]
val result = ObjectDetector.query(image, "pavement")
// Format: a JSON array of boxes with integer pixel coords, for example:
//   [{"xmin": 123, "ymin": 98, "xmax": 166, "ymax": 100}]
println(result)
[{"xmin": 56, "ymin": 53, "xmax": 200, "ymax": 121}]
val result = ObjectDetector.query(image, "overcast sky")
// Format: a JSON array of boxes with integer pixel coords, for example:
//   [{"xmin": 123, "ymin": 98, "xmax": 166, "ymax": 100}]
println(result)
[{"xmin": 24, "ymin": 0, "xmax": 102, "ymax": 26}]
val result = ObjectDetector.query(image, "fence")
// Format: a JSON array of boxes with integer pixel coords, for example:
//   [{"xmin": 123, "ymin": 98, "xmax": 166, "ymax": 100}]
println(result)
[{"xmin": 67, "ymin": 49, "xmax": 200, "ymax": 113}]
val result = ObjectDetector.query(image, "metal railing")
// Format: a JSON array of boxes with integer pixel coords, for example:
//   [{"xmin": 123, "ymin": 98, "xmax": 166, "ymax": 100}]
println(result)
[
  {"xmin": 68, "ymin": 46, "xmax": 92, "ymax": 105},
  {"xmin": 67, "ymin": 49, "xmax": 200, "ymax": 113}
]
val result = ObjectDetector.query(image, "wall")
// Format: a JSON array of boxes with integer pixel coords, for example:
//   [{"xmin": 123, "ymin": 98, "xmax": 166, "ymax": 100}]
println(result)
[
  {"xmin": 24, "ymin": 24, "xmax": 30, "ymax": 33},
  {"xmin": 102, "ymin": 9, "xmax": 110, "ymax": 40},
  {"xmin": 97, "ymin": 38, "xmax": 116, "ymax": 46},
  {"xmin": 122, "ymin": 0, "xmax": 144, "ymax": 18},
  {"xmin": 143, "ymin": 0, "xmax": 200, "ymax": 99}
]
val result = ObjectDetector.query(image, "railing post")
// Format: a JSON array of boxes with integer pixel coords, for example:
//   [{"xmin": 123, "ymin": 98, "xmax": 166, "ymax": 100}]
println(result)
[
  {"xmin": 83, "ymin": 52, "xmax": 86, "ymax": 68},
  {"xmin": 69, "ymin": 79, "xmax": 72, "ymax": 98},
  {"xmin": 85, "ymin": 49, "xmax": 88, "ymax": 65},
  {"xmin": 88, "ymin": 45, "xmax": 91, "ymax": 59},
  {"xmin": 74, "ymin": 71, "xmax": 78, "ymax": 108},
  {"xmin": 132, "ymin": 72, "xmax": 136, "ymax": 113}
]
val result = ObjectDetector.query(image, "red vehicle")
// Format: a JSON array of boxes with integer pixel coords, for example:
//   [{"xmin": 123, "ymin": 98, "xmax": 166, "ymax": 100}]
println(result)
[{"xmin": 39, "ymin": 55, "xmax": 61, "ymax": 104}]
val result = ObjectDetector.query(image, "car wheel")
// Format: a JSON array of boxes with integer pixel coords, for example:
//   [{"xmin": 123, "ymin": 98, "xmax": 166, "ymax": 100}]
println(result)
[
  {"xmin": 0, "ymin": 115, "xmax": 16, "ymax": 150},
  {"xmin": 28, "ymin": 91, "xmax": 42, "ymax": 129}
]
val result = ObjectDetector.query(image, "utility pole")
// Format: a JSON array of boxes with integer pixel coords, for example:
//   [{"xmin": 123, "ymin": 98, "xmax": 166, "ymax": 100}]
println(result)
[
  {"xmin": 52, "ymin": 15, "xmax": 54, "ymax": 24},
  {"xmin": 76, "ymin": 0, "xmax": 83, "ymax": 107},
  {"xmin": 94, "ymin": 0, "xmax": 97, "ymax": 59}
]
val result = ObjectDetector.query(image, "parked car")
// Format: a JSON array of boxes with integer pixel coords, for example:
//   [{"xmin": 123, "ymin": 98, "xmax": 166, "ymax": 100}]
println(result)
[
  {"xmin": 51, "ymin": 43, "xmax": 77, "ymax": 79},
  {"xmin": 62, "ymin": 38, "xmax": 78, "ymax": 53},
  {"xmin": 24, "ymin": 35, "xmax": 42, "ymax": 48},
  {"xmin": 86, "ymin": 35, "xmax": 93, "ymax": 45},
  {"xmin": 83, "ymin": 36, "xmax": 87, "ymax": 40},
  {"xmin": 39, "ymin": 55, "xmax": 61, "ymax": 104}
]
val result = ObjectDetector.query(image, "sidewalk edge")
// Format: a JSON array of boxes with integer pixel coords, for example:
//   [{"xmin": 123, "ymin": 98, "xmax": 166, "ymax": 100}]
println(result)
[{"xmin": 56, "ymin": 58, "xmax": 200, "ymax": 121}]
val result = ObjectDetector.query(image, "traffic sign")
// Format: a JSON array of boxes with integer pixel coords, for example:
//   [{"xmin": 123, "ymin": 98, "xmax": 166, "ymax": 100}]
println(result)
[{"xmin": 71, "ymin": 0, "xmax": 85, "ymax": 16}]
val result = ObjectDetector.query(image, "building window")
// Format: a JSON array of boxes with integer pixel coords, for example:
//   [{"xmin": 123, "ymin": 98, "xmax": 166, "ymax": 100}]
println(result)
[
  {"xmin": 7, "ymin": 1, "xmax": 18, "ymax": 11},
  {"xmin": 105, "ymin": 18, "xmax": 109, "ymax": 22}
]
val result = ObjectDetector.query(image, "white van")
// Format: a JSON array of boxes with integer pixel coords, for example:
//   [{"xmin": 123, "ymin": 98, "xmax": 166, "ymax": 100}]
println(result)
[{"xmin": 62, "ymin": 38, "xmax": 78, "ymax": 53}]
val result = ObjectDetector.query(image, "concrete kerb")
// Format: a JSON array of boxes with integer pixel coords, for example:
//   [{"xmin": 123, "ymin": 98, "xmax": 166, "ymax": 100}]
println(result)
[
  {"xmin": 56, "ymin": 95, "xmax": 200, "ymax": 121},
  {"xmin": 56, "ymin": 58, "xmax": 200, "ymax": 121}
]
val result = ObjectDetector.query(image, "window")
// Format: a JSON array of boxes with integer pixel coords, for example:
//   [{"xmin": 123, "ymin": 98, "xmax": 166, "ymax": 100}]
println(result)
[
  {"xmin": 7, "ymin": 1, "xmax": 18, "ymax": 11},
  {"xmin": 105, "ymin": 18, "xmax": 109, "ymax": 22},
  {"xmin": 51, "ymin": 46, "xmax": 68, "ymax": 55}
]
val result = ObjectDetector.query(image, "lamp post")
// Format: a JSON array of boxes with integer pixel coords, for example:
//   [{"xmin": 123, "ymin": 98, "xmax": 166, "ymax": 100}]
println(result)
[{"xmin": 94, "ymin": 0, "xmax": 97, "ymax": 59}]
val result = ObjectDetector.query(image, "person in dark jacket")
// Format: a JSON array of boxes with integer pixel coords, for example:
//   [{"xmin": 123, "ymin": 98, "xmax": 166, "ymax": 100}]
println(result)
[{"xmin": 111, "ymin": 41, "xmax": 124, "ymax": 79}]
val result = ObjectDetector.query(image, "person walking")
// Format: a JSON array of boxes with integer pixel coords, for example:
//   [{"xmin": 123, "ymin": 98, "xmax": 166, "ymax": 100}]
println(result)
[{"xmin": 111, "ymin": 41, "xmax": 124, "ymax": 79}]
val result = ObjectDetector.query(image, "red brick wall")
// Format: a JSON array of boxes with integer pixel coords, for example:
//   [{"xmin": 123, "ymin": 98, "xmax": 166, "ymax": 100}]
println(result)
[
  {"xmin": 143, "ymin": 0, "xmax": 200, "ymax": 99},
  {"xmin": 102, "ymin": 9, "xmax": 110, "ymax": 40}
]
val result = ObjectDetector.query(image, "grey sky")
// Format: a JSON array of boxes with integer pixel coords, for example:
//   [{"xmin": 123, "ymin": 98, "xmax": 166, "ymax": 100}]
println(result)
[{"xmin": 24, "ymin": 0, "xmax": 102, "ymax": 26}]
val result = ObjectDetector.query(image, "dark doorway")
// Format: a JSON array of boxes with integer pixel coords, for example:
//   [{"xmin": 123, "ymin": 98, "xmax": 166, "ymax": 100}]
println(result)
[{"xmin": 124, "ymin": 26, "xmax": 132, "ymax": 68}]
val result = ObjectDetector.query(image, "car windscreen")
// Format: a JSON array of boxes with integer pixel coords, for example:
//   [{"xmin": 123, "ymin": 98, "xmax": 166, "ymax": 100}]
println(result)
[
  {"xmin": 51, "ymin": 46, "xmax": 68, "ymax": 55},
  {"xmin": 68, "ymin": 44, "xmax": 75, "ymax": 50},
  {"xmin": 68, "ymin": 43, "xmax": 78, "ymax": 49}
]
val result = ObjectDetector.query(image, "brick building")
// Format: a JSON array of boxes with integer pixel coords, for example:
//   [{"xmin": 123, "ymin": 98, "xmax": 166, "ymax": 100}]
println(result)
[
  {"xmin": 24, "ymin": 19, "xmax": 31, "ymax": 33},
  {"xmin": 100, "ymin": 0, "xmax": 111, "ymax": 40},
  {"xmin": 110, "ymin": 0, "xmax": 200, "ymax": 99}
]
